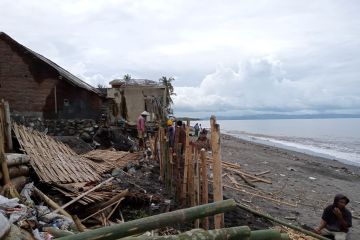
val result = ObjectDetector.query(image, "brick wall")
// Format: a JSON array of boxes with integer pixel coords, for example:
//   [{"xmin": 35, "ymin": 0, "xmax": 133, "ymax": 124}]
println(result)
[
  {"xmin": 0, "ymin": 38, "xmax": 58, "ymax": 114},
  {"xmin": 0, "ymin": 37, "xmax": 104, "ymax": 119}
]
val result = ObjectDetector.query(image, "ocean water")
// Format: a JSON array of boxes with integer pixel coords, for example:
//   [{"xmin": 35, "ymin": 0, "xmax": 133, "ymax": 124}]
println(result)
[{"xmin": 194, "ymin": 118, "xmax": 360, "ymax": 166}]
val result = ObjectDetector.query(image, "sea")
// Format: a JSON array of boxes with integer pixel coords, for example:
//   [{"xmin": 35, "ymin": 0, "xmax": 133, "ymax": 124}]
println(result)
[{"xmin": 193, "ymin": 118, "xmax": 360, "ymax": 167}]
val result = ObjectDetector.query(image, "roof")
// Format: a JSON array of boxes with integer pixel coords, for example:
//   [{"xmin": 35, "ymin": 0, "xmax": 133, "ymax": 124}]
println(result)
[
  {"xmin": 109, "ymin": 78, "xmax": 165, "ymax": 88},
  {"xmin": 0, "ymin": 32, "xmax": 103, "ymax": 96}
]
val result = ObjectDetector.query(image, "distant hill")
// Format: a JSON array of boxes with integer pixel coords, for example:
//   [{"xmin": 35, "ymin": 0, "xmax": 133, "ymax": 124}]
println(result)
[{"xmin": 204, "ymin": 114, "xmax": 360, "ymax": 120}]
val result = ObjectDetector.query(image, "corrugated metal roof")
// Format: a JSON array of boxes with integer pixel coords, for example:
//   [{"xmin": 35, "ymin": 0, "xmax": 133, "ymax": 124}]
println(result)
[{"xmin": 0, "ymin": 32, "xmax": 103, "ymax": 96}]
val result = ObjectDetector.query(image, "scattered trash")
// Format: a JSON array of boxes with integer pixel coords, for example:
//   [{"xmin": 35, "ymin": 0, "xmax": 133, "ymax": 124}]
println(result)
[{"xmin": 309, "ymin": 177, "xmax": 317, "ymax": 180}]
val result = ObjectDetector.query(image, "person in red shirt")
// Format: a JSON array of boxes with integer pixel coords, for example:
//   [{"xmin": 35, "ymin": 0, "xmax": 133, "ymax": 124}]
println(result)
[{"xmin": 137, "ymin": 111, "xmax": 149, "ymax": 149}]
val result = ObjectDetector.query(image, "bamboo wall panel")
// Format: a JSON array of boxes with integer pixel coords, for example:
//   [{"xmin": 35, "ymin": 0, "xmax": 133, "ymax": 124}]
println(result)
[{"xmin": 13, "ymin": 123, "xmax": 101, "ymax": 184}]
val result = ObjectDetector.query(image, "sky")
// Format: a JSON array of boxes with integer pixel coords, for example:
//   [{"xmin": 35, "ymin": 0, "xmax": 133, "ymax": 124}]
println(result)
[{"xmin": 1, "ymin": 0, "xmax": 360, "ymax": 118}]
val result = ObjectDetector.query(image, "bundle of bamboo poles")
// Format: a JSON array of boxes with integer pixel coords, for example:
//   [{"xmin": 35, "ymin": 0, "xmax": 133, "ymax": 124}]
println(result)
[{"xmin": 156, "ymin": 117, "xmax": 224, "ymax": 229}]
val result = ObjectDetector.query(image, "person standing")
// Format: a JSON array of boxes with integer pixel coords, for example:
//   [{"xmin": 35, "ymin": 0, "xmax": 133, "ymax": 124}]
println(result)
[
  {"xmin": 315, "ymin": 194, "xmax": 352, "ymax": 240},
  {"xmin": 194, "ymin": 123, "xmax": 200, "ymax": 137},
  {"xmin": 137, "ymin": 111, "xmax": 149, "ymax": 150}
]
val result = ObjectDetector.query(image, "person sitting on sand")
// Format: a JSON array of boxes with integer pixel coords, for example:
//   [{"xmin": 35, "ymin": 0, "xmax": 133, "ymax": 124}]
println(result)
[{"xmin": 315, "ymin": 194, "xmax": 352, "ymax": 240}]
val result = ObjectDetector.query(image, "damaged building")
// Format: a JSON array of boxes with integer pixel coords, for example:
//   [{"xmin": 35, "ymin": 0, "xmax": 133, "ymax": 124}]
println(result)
[{"xmin": 107, "ymin": 79, "xmax": 166, "ymax": 124}]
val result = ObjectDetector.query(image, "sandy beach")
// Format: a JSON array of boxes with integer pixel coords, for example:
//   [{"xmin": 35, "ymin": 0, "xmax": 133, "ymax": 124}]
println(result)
[{"xmin": 220, "ymin": 134, "xmax": 360, "ymax": 238}]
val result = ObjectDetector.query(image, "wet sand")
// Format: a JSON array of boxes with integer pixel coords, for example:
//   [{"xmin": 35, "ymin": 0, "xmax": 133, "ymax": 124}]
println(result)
[{"xmin": 220, "ymin": 134, "xmax": 360, "ymax": 238}]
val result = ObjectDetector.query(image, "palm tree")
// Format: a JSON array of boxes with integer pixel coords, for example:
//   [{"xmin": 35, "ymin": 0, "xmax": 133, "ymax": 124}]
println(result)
[
  {"xmin": 159, "ymin": 76, "xmax": 176, "ymax": 114},
  {"xmin": 124, "ymin": 74, "xmax": 132, "ymax": 83}
]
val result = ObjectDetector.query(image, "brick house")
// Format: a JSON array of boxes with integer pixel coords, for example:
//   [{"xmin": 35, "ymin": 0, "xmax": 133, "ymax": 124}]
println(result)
[{"xmin": 0, "ymin": 32, "xmax": 105, "ymax": 119}]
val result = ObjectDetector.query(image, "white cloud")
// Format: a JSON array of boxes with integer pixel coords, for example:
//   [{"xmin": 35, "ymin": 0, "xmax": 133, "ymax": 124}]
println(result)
[
  {"xmin": 173, "ymin": 56, "xmax": 360, "ymax": 117},
  {"xmin": 1, "ymin": 0, "xmax": 360, "ymax": 116}
]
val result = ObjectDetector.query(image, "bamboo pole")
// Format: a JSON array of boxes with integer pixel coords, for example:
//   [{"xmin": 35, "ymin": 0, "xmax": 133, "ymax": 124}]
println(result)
[
  {"xmin": 5, "ymin": 153, "xmax": 30, "ymax": 167},
  {"xmin": 3, "ymin": 101, "xmax": 12, "ymax": 151},
  {"xmin": 214, "ymin": 182, "xmax": 296, "ymax": 207},
  {"xmin": 0, "ymin": 101, "xmax": 11, "ymax": 186},
  {"xmin": 123, "ymin": 226, "xmax": 251, "ymax": 240},
  {"xmin": 159, "ymin": 127, "xmax": 164, "ymax": 180},
  {"xmin": 72, "ymin": 215, "xmax": 86, "ymax": 232},
  {"xmin": 236, "ymin": 202, "xmax": 329, "ymax": 240},
  {"xmin": 210, "ymin": 115, "xmax": 223, "ymax": 228},
  {"xmin": 0, "ymin": 165, "xmax": 29, "ymax": 180},
  {"xmin": 181, "ymin": 125, "xmax": 190, "ymax": 206},
  {"xmin": 194, "ymin": 148, "xmax": 200, "ymax": 228},
  {"xmin": 200, "ymin": 148, "xmax": 209, "ymax": 229},
  {"xmin": 227, "ymin": 168, "xmax": 272, "ymax": 184},
  {"xmin": 176, "ymin": 142, "xmax": 182, "ymax": 203},
  {"xmin": 87, "ymin": 189, "xmax": 128, "ymax": 214},
  {"xmin": 122, "ymin": 227, "xmax": 290, "ymax": 240},
  {"xmin": 188, "ymin": 145, "xmax": 195, "ymax": 207},
  {"xmin": 33, "ymin": 187, "xmax": 72, "ymax": 218},
  {"xmin": 250, "ymin": 229, "xmax": 289, "ymax": 240},
  {"xmin": 0, "ymin": 101, "xmax": 19, "ymax": 198},
  {"xmin": 52, "ymin": 177, "xmax": 114, "ymax": 214},
  {"xmin": 57, "ymin": 199, "xmax": 237, "ymax": 240}
]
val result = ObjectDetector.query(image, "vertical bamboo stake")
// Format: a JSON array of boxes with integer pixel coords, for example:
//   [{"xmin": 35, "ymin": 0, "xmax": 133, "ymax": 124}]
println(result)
[
  {"xmin": 158, "ymin": 127, "xmax": 163, "ymax": 181},
  {"xmin": 168, "ymin": 147, "xmax": 173, "ymax": 194},
  {"xmin": 210, "ymin": 115, "xmax": 223, "ymax": 229},
  {"xmin": 3, "ymin": 101, "xmax": 12, "ymax": 151},
  {"xmin": 200, "ymin": 148, "xmax": 209, "ymax": 229},
  {"xmin": 188, "ymin": 145, "xmax": 195, "ymax": 207},
  {"xmin": 194, "ymin": 148, "xmax": 200, "ymax": 228},
  {"xmin": 181, "ymin": 124, "xmax": 190, "ymax": 206},
  {"xmin": 0, "ymin": 101, "xmax": 11, "ymax": 186},
  {"xmin": 176, "ymin": 142, "xmax": 182, "ymax": 203}
]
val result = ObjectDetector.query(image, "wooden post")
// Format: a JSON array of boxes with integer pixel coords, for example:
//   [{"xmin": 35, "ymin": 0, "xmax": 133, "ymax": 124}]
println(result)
[
  {"xmin": 175, "ymin": 143, "xmax": 182, "ymax": 203},
  {"xmin": 159, "ymin": 127, "xmax": 164, "ymax": 180},
  {"xmin": 170, "ymin": 147, "xmax": 174, "ymax": 195},
  {"xmin": 194, "ymin": 148, "xmax": 200, "ymax": 228},
  {"xmin": 0, "ymin": 101, "xmax": 11, "ymax": 186},
  {"xmin": 210, "ymin": 115, "xmax": 223, "ymax": 229},
  {"xmin": 200, "ymin": 148, "xmax": 209, "ymax": 229},
  {"xmin": 188, "ymin": 145, "xmax": 195, "ymax": 207},
  {"xmin": 181, "ymin": 124, "xmax": 190, "ymax": 206},
  {"xmin": 3, "ymin": 101, "xmax": 12, "ymax": 152}
]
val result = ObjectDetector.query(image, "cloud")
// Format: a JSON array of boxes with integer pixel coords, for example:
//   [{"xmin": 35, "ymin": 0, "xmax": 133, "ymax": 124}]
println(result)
[
  {"xmin": 1, "ymin": 0, "xmax": 360, "ymax": 117},
  {"xmin": 173, "ymin": 56, "xmax": 360, "ymax": 117}
]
